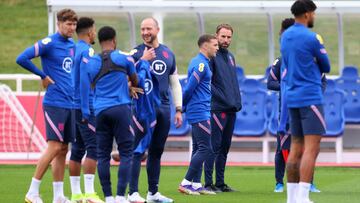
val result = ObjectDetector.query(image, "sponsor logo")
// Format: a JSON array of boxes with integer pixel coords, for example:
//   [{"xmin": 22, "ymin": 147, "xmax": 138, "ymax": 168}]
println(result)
[
  {"xmin": 144, "ymin": 79, "xmax": 153, "ymax": 95},
  {"xmin": 151, "ymin": 60, "xmax": 167, "ymax": 75},
  {"xmin": 62, "ymin": 57, "xmax": 73, "ymax": 73}
]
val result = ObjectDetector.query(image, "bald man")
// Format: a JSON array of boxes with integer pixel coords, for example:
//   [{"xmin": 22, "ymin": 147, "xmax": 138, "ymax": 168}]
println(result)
[{"xmin": 127, "ymin": 17, "xmax": 183, "ymax": 203}]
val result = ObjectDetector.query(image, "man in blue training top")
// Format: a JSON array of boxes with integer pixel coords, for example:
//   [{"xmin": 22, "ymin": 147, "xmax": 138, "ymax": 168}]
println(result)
[
  {"xmin": 127, "ymin": 17, "xmax": 183, "ymax": 203},
  {"xmin": 204, "ymin": 23, "xmax": 242, "ymax": 193},
  {"xmin": 281, "ymin": 1, "xmax": 330, "ymax": 203},
  {"xmin": 268, "ymin": 17, "xmax": 322, "ymax": 194},
  {"xmin": 85, "ymin": 26, "xmax": 139, "ymax": 203},
  {"xmin": 69, "ymin": 17, "xmax": 104, "ymax": 203},
  {"xmin": 178, "ymin": 34, "xmax": 218, "ymax": 196},
  {"xmin": 16, "ymin": 9, "xmax": 78, "ymax": 203}
]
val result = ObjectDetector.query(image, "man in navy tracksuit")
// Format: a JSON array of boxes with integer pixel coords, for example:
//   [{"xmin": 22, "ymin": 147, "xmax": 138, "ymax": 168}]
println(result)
[
  {"xmin": 178, "ymin": 34, "xmax": 218, "ymax": 195},
  {"xmin": 85, "ymin": 26, "xmax": 139, "ymax": 203},
  {"xmin": 268, "ymin": 17, "xmax": 323, "ymax": 194},
  {"xmin": 204, "ymin": 24, "xmax": 242, "ymax": 193},
  {"xmin": 281, "ymin": 1, "xmax": 330, "ymax": 203}
]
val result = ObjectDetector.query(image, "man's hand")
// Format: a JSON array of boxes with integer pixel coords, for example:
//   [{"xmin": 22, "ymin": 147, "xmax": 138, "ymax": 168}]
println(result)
[
  {"xmin": 140, "ymin": 47, "xmax": 156, "ymax": 61},
  {"xmin": 42, "ymin": 76, "xmax": 55, "ymax": 89},
  {"xmin": 174, "ymin": 111, "xmax": 183, "ymax": 128},
  {"xmin": 130, "ymin": 86, "xmax": 144, "ymax": 99}
]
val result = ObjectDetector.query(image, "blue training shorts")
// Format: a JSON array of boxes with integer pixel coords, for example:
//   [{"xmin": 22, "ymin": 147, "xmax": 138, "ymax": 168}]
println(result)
[
  {"xmin": 289, "ymin": 105, "xmax": 326, "ymax": 137},
  {"xmin": 43, "ymin": 105, "xmax": 75, "ymax": 143}
]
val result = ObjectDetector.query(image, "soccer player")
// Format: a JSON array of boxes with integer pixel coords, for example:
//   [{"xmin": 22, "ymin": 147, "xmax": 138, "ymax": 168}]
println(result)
[
  {"xmin": 280, "ymin": 1, "xmax": 330, "ymax": 202},
  {"xmin": 84, "ymin": 26, "xmax": 138, "ymax": 203},
  {"xmin": 69, "ymin": 17, "xmax": 104, "ymax": 203},
  {"xmin": 16, "ymin": 9, "xmax": 77, "ymax": 203},
  {"xmin": 127, "ymin": 17, "xmax": 183, "ymax": 203},
  {"xmin": 178, "ymin": 34, "xmax": 218, "ymax": 195},
  {"xmin": 204, "ymin": 24, "xmax": 242, "ymax": 193},
  {"xmin": 268, "ymin": 17, "xmax": 323, "ymax": 194}
]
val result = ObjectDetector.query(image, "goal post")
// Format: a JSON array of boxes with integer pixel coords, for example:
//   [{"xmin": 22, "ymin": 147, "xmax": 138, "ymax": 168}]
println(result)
[{"xmin": 0, "ymin": 84, "xmax": 46, "ymax": 160}]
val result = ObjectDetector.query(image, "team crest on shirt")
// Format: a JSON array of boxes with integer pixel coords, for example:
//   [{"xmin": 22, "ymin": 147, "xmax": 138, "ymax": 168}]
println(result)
[
  {"xmin": 316, "ymin": 34, "xmax": 324, "ymax": 45},
  {"xmin": 88, "ymin": 48, "xmax": 95, "ymax": 57},
  {"xmin": 151, "ymin": 60, "xmax": 167, "ymax": 75},
  {"xmin": 41, "ymin": 37, "xmax": 51, "ymax": 45},
  {"xmin": 162, "ymin": 51, "xmax": 169, "ymax": 59},
  {"xmin": 198, "ymin": 63, "xmax": 205, "ymax": 72},
  {"xmin": 144, "ymin": 79, "xmax": 153, "ymax": 95},
  {"xmin": 62, "ymin": 57, "xmax": 73, "ymax": 73}
]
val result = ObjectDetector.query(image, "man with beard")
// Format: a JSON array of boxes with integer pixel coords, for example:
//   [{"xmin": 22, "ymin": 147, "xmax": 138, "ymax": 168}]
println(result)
[
  {"xmin": 69, "ymin": 17, "xmax": 104, "ymax": 203},
  {"xmin": 127, "ymin": 17, "xmax": 183, "ymax": 203},
  {"xmin": 204, "ymin": 24, "xmax": 242, "ymax": 193},
  {"xmin": 281, "ymin": 0, "xmax": 330, "ymax": 202}
]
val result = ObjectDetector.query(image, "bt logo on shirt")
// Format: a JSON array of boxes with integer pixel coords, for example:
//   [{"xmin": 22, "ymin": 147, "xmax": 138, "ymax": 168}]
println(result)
[
  {"xmin": 62, "ymin": 57, "xmax": 73, "ymax": 73},
  {"xmin": 144, "ymin": 79, "xmax": 153, "ymax": 95},
  {"xmin": 151, "ymin": 60, "xmax": 167, "ymax": 75}
]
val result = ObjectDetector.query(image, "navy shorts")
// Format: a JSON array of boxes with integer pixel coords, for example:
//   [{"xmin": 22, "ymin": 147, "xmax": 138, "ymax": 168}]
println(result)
[
  {"xmin": 71, "ymin": 109, "xmax": 97, "ymax": 161},
  {"xmin": 289, "ymin": 105, "xmax": 326, "ymax": 137},
  {"xmin": 43, "ymin": 105, "xmax": 75, "ymax": 143}
]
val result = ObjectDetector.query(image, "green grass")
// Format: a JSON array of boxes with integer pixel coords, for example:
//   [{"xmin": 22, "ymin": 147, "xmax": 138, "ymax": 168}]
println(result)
[
  {"xmin": 2, "ymin": 0, "xmax": 360, "ymax": 90},
  {"xmin": 0, "ymin": 165, "xmax": 359, "ymax": 202}
]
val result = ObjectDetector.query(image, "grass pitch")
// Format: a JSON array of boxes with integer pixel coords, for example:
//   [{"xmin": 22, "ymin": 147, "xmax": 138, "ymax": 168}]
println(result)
[{"xmin": 0, "ymin": 165, "xmax": 359, "ymax": 203}]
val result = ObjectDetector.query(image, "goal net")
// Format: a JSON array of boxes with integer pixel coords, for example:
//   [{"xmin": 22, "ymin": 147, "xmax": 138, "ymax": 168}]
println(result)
[{"xmin": 0, "ymin": 84, "xmax": 46, "ymax": 160}]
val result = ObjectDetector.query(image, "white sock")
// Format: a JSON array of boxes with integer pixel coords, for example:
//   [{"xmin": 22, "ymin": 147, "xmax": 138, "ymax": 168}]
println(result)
[
  {"xmin": 84, "ymin": 174, "xmax": 95, "ymax": 194},
  {"xmin": 105, "ymin": 196, "xmax": 115, "ymax": 203},
  {"xmin": 192, "ymin": 182, "xmax": 202, "ymax": 189},
  {"xmin": 115, "ymin": 196, "xmax": 126, "ymax": 201},
  {"xmin": 287, "ymin": 183, "xmax": 299, "ymax": 203},
  {"xmin": 27, "ymin": 177, "xmax": 41, "ymax": 195},
  {"xmin": 298, "ymin": 182, "xmax": 311, "ymax": 202},
  {"xmin": 53, "ymin": 181, "xmax": 64, "ymax": 201},
  {"xmin": 181, "ymin": 179, "xmax": 192, "ymax": 186},
  {"xmin": 70, "ymin": 176, "xmax": 82, "ymax": 195}
]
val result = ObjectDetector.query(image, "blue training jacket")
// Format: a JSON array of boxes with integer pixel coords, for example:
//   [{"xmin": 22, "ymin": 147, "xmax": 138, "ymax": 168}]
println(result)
[
  {"xmin": 183, "ymin": 53, "xmax": 212, "ymax": 124},
  {"xmin": 280, "ymin": 22, "xmax": 330, "ymax": 108},
  {"xmin": 16, "ymin": 32, "xmax": 75, "ymax": 109},
  {"xmin": 74, "ymin": 40, "xmax": 95, "ymax": 116}
]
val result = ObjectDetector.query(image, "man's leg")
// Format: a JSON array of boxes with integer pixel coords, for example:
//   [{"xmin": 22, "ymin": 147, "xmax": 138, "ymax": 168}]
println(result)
[
  {"xmin": 179, "ymin": 121, "xmax": 212, "ymax": 195},
  {"xmin": 215, "ymin": 113, "xmax": 235, "ymax": 191},
  {"xmin": 26, "ymin": 106, "xmax": 72, "ymax": 203},
  {"xmin": 204, "ymin": 112, "xmax": 223, "ymax": 188},
  {"xmin": 113, "ymin": 105, "xmax": 133, "ymax": 198},
  {"xmin": 69, "ymin": 110, "xmax": 86, "ymax": 201},
  {"xmin": 287, "ymin": 108, "xmax": 304, "ymax": 203},
  {"xmin": 51, "ymin": 143, "xmax": 69, "ymax": 202},
  {"xmin": 25, "ymin": 141, "xmax": 63, "ymax": 203},
  {"xmin": 81, "ymin": 114, "xmax": 101, "ymax": 201},
  {"xmin": 96, "ymin": 109, "xmax": 114, "ymax": 199},
  {"xmin": 274, "ymin": 133, "xmax": 285, "ymax": 192},
  {"xmin": 297, "ymin": 104, "xmax": 325, "ymax": 202},
  {"xmin": 147, "ymin": 105, "xmax": 170, "ymax": 194}
]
